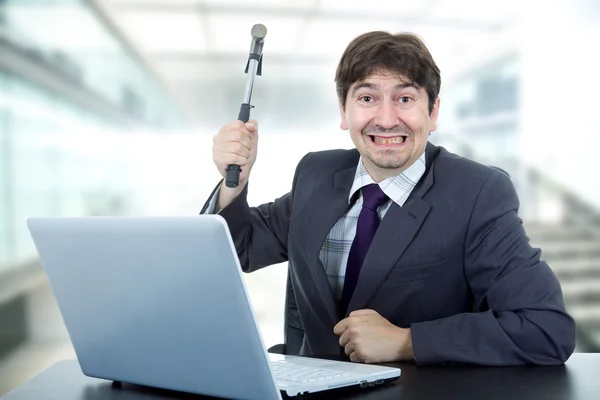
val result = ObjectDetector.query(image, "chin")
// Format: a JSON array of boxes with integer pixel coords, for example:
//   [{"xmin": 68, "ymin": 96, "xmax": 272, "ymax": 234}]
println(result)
[
  {"xmin": 373, "ymin": 159, "xmax": 409, "ymax": 170},
  {"xmin": 369, "ymin": 150, "xmax": 411, "ymax": 169},
  {"xmin": 365, "ymin": 153, "xmax": 408, "ymax": 170}
]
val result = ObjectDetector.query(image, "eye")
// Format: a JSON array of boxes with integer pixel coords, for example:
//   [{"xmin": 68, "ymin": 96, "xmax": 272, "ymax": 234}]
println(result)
[
  {"xmin": 359, "ymin": 95, "xmax": 374, "ymax": 103},
  {"xmin": 399, "ymin": 96, "xmax": 413, "ymax": 104}
]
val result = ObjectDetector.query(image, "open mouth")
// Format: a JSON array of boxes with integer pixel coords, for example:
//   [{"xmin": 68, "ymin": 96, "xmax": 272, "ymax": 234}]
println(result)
[{"xmin": 368, "ymin": 135, "xmax": 407, "ymax": 145}]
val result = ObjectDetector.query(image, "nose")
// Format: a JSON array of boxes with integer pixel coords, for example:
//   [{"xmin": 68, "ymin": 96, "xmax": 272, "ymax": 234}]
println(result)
[{"xmin": 373, "ymin": 100, "xmax": 399, "ymax": 130}]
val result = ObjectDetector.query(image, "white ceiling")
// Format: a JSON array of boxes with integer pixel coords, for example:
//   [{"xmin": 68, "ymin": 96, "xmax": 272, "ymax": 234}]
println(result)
[{"xmin": 99, "ymin": 0, "xmax": 523, "ymax": 127}]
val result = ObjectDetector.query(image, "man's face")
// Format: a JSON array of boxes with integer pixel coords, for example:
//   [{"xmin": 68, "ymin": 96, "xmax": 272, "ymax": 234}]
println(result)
[{"xmin": 339, "ymin": 69, "xmax": 440, "ymax": 182}]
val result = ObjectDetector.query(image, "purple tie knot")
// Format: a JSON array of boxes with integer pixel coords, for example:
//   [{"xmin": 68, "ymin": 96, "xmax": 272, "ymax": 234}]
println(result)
[{"xmin": 361, "ymin": 184, "xmax": 388, "ymax": 211}]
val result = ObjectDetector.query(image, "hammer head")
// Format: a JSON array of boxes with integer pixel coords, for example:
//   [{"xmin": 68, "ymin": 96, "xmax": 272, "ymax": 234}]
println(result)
[{"xmin": 251, "ymin": 24, "xmax": 267, "ymax": 41}]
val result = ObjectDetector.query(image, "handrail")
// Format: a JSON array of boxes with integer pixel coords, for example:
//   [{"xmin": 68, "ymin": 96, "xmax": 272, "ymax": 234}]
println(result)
[
  {"xmin": 433, "ymin": 131, "xmax": 600, "ymax": 238},
  {"xmin": 0, "ymin": 36, "xmax": 140, "ymax": 126}
]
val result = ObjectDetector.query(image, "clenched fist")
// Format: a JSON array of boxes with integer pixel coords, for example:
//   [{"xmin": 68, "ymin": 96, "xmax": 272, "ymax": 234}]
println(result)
[
  {"xmin": 212, "ymin": 120, "xmax": 259, "ymax": 211},
  {"xmin": 213, "ymin": 119, "xmax": 259, "ymax": 184},
  {"xmin": 334, "ymin": 309, "xmax": 414, "ymax": 363}
]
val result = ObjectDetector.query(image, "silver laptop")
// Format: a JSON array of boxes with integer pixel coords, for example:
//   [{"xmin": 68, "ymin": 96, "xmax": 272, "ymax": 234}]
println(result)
[{"xmin": 26, "ymin": 215, "xmax": 400, "ymax": 400}]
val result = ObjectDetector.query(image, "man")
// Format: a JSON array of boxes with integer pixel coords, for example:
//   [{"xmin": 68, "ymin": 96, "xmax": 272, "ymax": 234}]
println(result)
[{"xmin": 201, "ymin": 31, "xmax": 576, "ymax": 366}]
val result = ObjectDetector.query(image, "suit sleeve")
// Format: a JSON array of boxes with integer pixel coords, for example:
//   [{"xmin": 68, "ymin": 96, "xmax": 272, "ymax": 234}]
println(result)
[
  {"xmin": 410, "ymin": 170, "xmax": 576, "ymax": 366},
  {"xmin": 199, "ymin": 154, "xmax": 309, "ymax": 273}
]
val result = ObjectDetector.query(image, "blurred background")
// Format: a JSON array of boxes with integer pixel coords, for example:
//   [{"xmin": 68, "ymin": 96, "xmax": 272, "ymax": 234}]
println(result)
[{"xmin": 1, "ymin": 0, "xmax": 599, "ymax": 395}]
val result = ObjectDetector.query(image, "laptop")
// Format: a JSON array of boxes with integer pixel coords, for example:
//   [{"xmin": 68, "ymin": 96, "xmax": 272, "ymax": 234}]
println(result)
[{"xmin": 26, "ymin": 215, "xmax": 401, "ymax": 400}]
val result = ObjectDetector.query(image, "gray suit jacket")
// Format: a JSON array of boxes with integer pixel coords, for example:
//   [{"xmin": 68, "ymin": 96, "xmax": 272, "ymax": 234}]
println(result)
[{"xmin": 201, "ymin": 142, "xmax": 576, "ymax": 366}]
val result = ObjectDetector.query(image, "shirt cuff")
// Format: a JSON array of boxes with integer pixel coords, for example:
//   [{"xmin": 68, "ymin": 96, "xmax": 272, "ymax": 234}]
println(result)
[{"xmin": 203, "ymin": 186, "xmax": 221, "ymax": 214}]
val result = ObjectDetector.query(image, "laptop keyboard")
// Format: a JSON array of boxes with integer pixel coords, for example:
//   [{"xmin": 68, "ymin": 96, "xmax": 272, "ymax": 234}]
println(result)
[{"xmin": 270, "ymin": 360, "xmax": 351, "ymax": 383}]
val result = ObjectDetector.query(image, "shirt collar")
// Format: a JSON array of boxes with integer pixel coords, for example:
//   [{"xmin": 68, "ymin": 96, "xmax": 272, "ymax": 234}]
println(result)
[{"xmin": 348, "ymin": 152, "xmax": 426, "ymax": 207}]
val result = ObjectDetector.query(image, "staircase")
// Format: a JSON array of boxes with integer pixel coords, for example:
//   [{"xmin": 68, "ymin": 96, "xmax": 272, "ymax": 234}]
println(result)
[{"xmin": 525, "ymin": 222, "xmax": 600, "ymax": 351}]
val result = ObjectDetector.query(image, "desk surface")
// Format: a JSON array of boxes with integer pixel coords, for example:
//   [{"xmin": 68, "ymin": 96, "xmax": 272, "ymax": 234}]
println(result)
[{"xmin": 4, "ymin": 354, "xmax": 600, "ymax": 400}]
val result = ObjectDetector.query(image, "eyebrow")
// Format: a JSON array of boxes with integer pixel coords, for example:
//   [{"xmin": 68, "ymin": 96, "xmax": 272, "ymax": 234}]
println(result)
[{"xmin": 351, "ymin": 82, "xmax": 419, "ymax": 96}]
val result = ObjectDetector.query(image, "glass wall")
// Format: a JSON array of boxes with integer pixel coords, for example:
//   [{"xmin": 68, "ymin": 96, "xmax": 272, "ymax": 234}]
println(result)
[
  {"xmin": 0, "ymin": 71, "xmax": 127, "ymax": 272},
  {"xmin": 0, "ymin": 0, "xmax": 183, "ymax": 273},
  {"xmin": 2, "ymin": 0, "xmax": 182, "ymax": 127},
  {"xmin": 0, "ymin": 71, "xmax": 9, "ymax": 268}
]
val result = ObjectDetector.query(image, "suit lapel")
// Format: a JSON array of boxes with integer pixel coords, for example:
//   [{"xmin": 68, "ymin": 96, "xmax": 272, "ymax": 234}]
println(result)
[
  {"xmin": 346, "ymin": 199, "xmax": 432, "ymax": 313},
  {"xmin": 301, "ymin": 161, "xmax": 358, "ymax": 324},
  {"xmin": 346, "ymin": 142, "xmax": 440, "ymax": 314}
]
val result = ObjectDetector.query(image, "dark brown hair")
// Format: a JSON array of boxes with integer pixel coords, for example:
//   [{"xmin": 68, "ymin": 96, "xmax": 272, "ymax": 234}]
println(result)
[{"xmin": 335, "ymin": 31, "xmax": 441, "ymax": 114}]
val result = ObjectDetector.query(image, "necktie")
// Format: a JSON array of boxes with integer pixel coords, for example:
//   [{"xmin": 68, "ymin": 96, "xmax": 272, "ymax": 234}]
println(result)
[{"xmin": 341, "ymin": 183, "xmax": 389, "ymax": 313}]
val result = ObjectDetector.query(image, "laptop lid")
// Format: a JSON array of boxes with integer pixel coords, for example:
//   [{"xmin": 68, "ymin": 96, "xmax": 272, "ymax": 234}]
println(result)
[{"xmin": 27, "ymin": 215, "xmax": 282, "ymax": 400}]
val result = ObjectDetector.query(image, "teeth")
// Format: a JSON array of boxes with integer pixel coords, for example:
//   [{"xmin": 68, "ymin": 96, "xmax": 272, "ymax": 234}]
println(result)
[{"xmin": 373, "ymin": 136, "xmax": 405, "ymax": 144}]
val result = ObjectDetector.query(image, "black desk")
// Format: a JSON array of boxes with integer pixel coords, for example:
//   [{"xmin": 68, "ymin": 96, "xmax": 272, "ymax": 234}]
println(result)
[{"xmin": 4, "ymin": 354, "xmax": 600, "ymax": 400}]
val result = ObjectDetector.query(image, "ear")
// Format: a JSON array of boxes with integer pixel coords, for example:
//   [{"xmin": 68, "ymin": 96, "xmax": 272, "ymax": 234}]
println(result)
[
  {"xmin": 429, "ymin": 97, "xmax": 440, "ymax": 132},
  {"xmin": 339, "ymin": 103, "xmax": 348, "ymax": 130}
]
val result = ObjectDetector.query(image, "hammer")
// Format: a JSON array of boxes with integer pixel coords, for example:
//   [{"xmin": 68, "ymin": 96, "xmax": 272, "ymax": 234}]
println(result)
[{"xmin": 225, "ymin": 23, "xmax": 267, "ymax": 188}]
